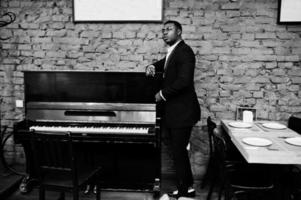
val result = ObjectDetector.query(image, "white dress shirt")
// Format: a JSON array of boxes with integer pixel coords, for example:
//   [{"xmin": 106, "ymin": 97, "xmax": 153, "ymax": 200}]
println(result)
[
  {"xmin": 160, "ymin": 40, "xmax": 182, "ymax": 101},
  {"xmin": 164, "ymin": 40, "xmax": 182, "ymax": 69}
]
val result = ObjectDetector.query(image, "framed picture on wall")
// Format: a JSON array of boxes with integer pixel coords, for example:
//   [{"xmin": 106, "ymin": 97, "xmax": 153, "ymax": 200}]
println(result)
[
  {"xmin": 278, "ymin": 0, "xmax": 301, "ymax": 24},
  {"xmin": 73, "ymin": 0, "xmax": 163, "ymax": 22}
]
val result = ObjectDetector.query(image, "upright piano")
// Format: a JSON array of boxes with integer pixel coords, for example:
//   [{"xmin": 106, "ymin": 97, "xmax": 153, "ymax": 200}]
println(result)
[{"xmin": 14, "ymin": 71, "xmax": 162, "ymax": 193}]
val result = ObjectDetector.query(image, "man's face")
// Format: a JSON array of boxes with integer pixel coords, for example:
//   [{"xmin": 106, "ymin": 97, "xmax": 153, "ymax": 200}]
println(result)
[{"xmin": 162, "ymin": 23, "xmax": 181, "ymax": 46}]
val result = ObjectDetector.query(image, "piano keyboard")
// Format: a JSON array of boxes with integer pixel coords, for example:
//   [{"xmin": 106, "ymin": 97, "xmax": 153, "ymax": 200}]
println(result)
[{"xmin": 29, "ymin": 125, "xmax": 150, "ymax": 134}]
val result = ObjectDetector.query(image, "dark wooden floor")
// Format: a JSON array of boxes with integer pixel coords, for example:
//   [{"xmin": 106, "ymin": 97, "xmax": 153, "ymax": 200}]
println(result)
[
  {"xmin": 0, "ymin": 156, "xmax": 221, "ymax": 200},
  {"xmin": 1, "ymin": 163, "xmax": 219, "ymax": 200},
  {"xmin": 4, "ymin": 177, "xmax": 218, "ymax": 200}
]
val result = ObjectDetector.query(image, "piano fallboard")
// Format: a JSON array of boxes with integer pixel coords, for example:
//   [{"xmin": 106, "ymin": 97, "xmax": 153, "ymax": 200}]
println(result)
[{"xmin": 26, "ymin": 102, "xmax": 157, "ymax": 123}]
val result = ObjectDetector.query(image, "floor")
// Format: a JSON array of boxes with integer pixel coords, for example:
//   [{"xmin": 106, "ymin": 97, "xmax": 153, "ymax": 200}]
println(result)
[
  {"xmin": 0, "ymin": 162, "xmax": 23, "ymax": 199},
  {"xmin": 1, "ymin": 161, "xmax": 219, "ymax": 200},
  {"xmin": 3, "ymin": 176, "xmax": 218, "ymax": 200}
]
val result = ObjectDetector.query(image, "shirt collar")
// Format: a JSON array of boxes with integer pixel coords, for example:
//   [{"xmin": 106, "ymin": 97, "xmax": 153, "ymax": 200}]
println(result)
[{"xmin": 167, "ymin": 40, "xmax": 182, "ymax": 53}]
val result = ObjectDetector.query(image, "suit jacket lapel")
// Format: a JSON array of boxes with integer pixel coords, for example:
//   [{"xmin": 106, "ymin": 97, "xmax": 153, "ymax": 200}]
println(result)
[{"xmin": 164, "ymin": 41, "xmax": 183, "ymax": 73}]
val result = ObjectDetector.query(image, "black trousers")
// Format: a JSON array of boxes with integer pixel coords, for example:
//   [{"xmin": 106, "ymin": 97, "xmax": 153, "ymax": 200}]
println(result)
[
  {"xmin": 163, "ymin": 125, "xmax": 193, "ymax": 195},
  {"xmin": 22, "ymin": 141, "xmax": 37, "ymax": 178}
]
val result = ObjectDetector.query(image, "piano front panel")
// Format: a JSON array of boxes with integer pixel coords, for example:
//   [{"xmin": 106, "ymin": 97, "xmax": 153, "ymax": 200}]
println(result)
[{"xmin": 24, "ymin": 71, "xmax": 161, "ymax": 104}]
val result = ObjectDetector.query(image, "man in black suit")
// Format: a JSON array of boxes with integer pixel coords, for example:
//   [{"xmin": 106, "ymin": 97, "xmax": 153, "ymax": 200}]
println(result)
[{"xmin": 146, "ymin": 20, "xmax": 200, "ymax": 198}]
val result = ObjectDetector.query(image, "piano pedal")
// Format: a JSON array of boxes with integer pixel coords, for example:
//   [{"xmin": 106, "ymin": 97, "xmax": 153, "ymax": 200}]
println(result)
[{"xmin": 83, "ymin": 184, "xmax": 91, "ymax": 195}]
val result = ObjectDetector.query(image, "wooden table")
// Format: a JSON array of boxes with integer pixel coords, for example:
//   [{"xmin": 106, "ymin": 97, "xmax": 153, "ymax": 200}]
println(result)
[{"xmin": 221, "ymin": 120, "xmax": 301, "ymax": 164}]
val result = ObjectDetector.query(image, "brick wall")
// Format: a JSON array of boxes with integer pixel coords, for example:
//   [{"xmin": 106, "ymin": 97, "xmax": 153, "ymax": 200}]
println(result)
[{"xmin": 0, "ymin": 0, "xmax": 300, "ymax": 178}]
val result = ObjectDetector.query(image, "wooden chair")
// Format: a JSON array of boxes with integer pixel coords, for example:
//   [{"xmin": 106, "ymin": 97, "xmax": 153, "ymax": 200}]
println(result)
[
  {"xmin": 30, "ymin": 131, "xmax": 102, "ymax": 200},
  {"xmin": 201, "ymin": 117, "xmax": 216, "ymax": 189},
  {"xmin": 288, "ymin": 113, "xmax": 301, "ymax": 135},
  {"xmin": 206, "ymin": 117, "xmax": 245, "ymax": 200},
  {"xmin": 286, "ymin": 113, "xmax": 301, "ymax": 199},
  {"xmin": 210, "ymin": 125, "xmax": 275, "ymax": 200}
]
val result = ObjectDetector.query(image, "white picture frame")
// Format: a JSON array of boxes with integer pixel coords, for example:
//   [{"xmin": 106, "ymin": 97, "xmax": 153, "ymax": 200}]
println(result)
[
  {"xmin": 73, "ymin": 0, "xmax": 163, "ymax": 22},
  {"xmin": 278, "ymin": 0, "xmax": 301, "ymax": 24}
]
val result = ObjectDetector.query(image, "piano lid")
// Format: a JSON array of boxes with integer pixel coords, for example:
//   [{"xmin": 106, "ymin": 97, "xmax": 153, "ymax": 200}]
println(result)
[{"xmin": 24, "ymin": 71, "xmax": 162, "ymax": 104}]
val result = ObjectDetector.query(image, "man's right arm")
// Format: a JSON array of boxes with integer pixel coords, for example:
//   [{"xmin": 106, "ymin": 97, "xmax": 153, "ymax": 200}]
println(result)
[
  {"xmin": 145, "ymin": 58, "xmax": 165, "ymax": 77},
  {"xmin": 145, "ymin": 65, "xmax": 156, "ymax": 77},
  {"xmin": 153, "ymin": 58, "xmax": 165, "ymax": 72}
]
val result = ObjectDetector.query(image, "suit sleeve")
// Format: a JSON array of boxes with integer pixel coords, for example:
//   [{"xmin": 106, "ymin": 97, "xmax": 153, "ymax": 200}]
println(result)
[
  {"xmin": 161, "ymin": 47, "xmax": 195, "ymax": 100},
  {"xmin": 153, "ymin": 58, "xmax": 165, "ymax": 73}
]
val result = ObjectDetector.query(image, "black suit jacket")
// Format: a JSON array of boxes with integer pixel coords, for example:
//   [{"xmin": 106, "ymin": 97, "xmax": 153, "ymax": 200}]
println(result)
[{"xmin": 153, "ymin": 41, "xmax": 200, "ymax": 128}]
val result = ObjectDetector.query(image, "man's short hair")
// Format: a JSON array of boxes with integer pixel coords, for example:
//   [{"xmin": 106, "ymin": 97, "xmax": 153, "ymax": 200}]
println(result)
[{"xmin": 164, "ymin": 20, "xmax": 182, "ymax": 31}]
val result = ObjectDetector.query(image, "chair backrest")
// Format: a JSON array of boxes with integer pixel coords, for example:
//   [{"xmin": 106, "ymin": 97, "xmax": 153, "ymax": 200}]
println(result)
[
  {"xmin": 30, "ymin": 132, "xmax": 78, "ymax": 184},
  {"xmin": 206, "ymin": 117, "xmax": 232, "ymax": 164},
  {"xmin": 211, "ymin": 129, "xmax": 227, "ymax": 160},
  {"xmin": 288, "ymin": 113, "xmax": 301, "ymax": 135},
  {"xmin": 207, "ymin": 116, "xmax": 217, "ymax": 156}
]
